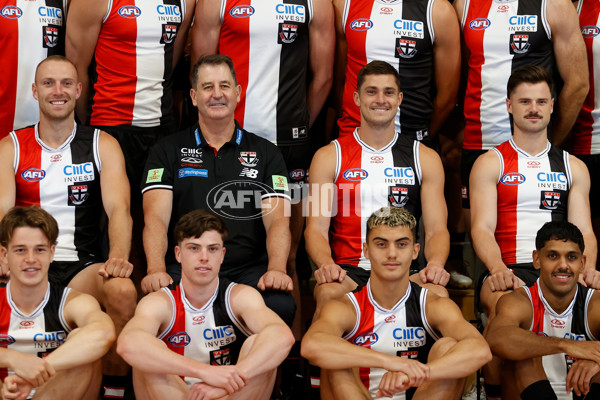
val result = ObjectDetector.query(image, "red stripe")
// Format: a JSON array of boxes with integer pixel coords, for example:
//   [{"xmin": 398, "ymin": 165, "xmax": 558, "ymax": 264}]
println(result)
[
  {"xmin": 331, "ymin": 136, "xmax": 362, "ymax": 266},
  {"xmin": 529, "ymin": 283, "xmax": 545, "ymax": 334},
  {"xmin": 572, "ymin": 3, "xmax": 600, "ymax": 155},
  {"xmin": 495, "ymin": 142, "xmax": 518, "ymax": 265},
  {"xmin": 219, "ymin": 0, "xmax": 251, "ymax": 127},
  {"xmin": 90, "ymin": 0, "xmax": 137, "ymax": 126},
  {"xmin": 463, "ymin": 0, "xmax": 493, "ymax": 150},
  {"xmin": 14, "ymin": 127, "xmax": 41, "ymax": 207},
  {"xmin": 338, "ymin": 0, "xmax": 370, "ymax": 138},
  {"xmin": 0, "ymin": 0, "xmax": 19, "ymax": 137},
  {"xmin": 0, "ymin": 287, "xmax": 11, "ymax": 381}
]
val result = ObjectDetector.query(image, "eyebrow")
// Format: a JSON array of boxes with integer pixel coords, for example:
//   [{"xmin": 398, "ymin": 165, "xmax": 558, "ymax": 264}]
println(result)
[{"xmin": 372, "ymin": 236, "xmax": 411, "ymax": 242}]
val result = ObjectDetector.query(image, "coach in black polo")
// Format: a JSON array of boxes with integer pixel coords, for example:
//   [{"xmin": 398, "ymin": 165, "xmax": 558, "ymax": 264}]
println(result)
[{"xmin": 140, "ymin": 54, "xmax": 295, "ymax": 325}]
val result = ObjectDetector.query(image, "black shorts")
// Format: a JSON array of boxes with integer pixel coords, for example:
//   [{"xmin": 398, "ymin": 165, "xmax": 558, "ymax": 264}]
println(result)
[
  {"xmin": 460, "ymin": 148, "xmax": 487, "ymax": 209},
  {"xmin": 278, "ymin": 141, "xmax": 312, "ymax": 203},
  {"xmin": 575, "ymin": 153, "xmax": 600, "ymax": 218},
  {"xmin": 341, "ymin": 261, "xmax": 422, "ymax": 290},
  {"xmin": 477, "ymin": 263, "xmax": 539, "ymax": 296},
  {"xmin": 95, "ymin": 122, "xmax": 177, "ymax": 203},
  {"xmin": 49, "ymin": 258, "xmax": 100, "ymax": 287}
]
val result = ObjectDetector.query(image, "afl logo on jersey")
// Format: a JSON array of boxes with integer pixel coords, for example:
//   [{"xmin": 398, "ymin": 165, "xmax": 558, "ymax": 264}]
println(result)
[
  {"xmin": 350, "ymin": 18, "xmax": 373, "ymax": 31},
  {"xmin": 354, "ymin": 332, "xmax": 379, "ymax": 346},
  {"xmin": 469, "ymin": 18, "xmax": 490, "ymax": 30},
  {"xmin": 22, "ymin": 168, "xmax": 46, "ymax": 182},
  {"xmin": 582, "ymin": 26, "xmax": 600, "ymax": 39},
  {"xmin": 168, "ymin": 331, "xmax": 191, "ymax": 347},
  {"xmin": 0, "ymin": 335, "xmax": 15, "ymax": 346},
  {"xmin": 500, "ymin": 172, "xmax": 525, "ymax": 185},
  {"xmin": 290, "ymin": 169, "xmax": 305, "ymax": 181},
  {"xmin": 230, "ymin": 5, "xmax": 254, "ymax": 18},
  {"xmin": 343, "ymin": 168, "xmax": 368, "ymax": 181},
  {"xmin": 118, "ymin": 5, "xmax": 141, "ymax": 18},
  {"xmin": 1, "ymin": 6, "xmax": 22, "ymax": 19}
]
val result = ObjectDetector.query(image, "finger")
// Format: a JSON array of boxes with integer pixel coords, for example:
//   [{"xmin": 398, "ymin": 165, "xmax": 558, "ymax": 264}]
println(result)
[
  {"xmin": 257, "ymin": 277, "xmax": 265, "ymax": 291},
  {"xmin": 286, "ymin": 278, "xmax": 293, "ymax": 292},
  {"xmin": 98, "ymin": 265, "xmax": 109, "ymax": 278},
  {"xmin": 314, "ymin": 269, "xmax": 325, "ymax": 284},
  {"xmin": 337, "ymin": 267, "xmax": 347, "ymax": 283}
]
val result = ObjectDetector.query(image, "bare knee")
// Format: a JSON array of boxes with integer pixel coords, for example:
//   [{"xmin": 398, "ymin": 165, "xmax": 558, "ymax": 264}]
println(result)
[
  {"xmin": 102, "ymin": 278, "xmax": 137, "ymax": 322},
  {"xmin": 314, "ymin": 282, "xmax": 347, "ymax": 305}
]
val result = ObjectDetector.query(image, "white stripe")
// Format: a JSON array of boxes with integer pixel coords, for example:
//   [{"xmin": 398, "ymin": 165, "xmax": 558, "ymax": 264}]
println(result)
[
  {"xmin": 157, "ymin": 287, "xmax": 176, "ymax": 340},
  {"xmin": 591, "ymin": 11, "xmax": 600, "ymax": 154},
  {"xmin": 342, "ymin": 0, "xmax": 351, "ymax": 32},
  {"xmin": 7, "ymin": 281, "xmax": 50, "ymax": 318},
  {"xmin": 225, "ymin": 283, "xmax": 253, "ymax": 337},
  {"xmin": 413, "ymin": 140, "xmax": 422, "ymax": 185},
  {"xmin": 10, "ymin": 131, "xmax": 19, "ymax": 173},
  {"xmin": 426, "ymin": 0, "xmax": 434, "ymax": 44},
  {"xmin": 103, "ymin": 0, "xmax": 113, "ymax": 23},
  {"xmin": 333, "ymin": 139, "xmax": 342, "ymax": 181},
  {"xmin": 142, "ymin": 185, "xmax": 173, "ymax": 194},
  {"xmin": 342, "ymin": 291, "xmax": 361, "ymax": 340},
  {"xmin": 59, "ymin": 287, "xmax": 73, "ymax": 333},
  {"xmin": 541, "ymin": 0, "xmax": 550, "ymax": 39},
  {"xmin": 93, "ymin": 129, "xmax": 102, "ymax": 172},
  {"xmin": 243, "ymin": 0, "xmax": 280, "ymax": 144}
]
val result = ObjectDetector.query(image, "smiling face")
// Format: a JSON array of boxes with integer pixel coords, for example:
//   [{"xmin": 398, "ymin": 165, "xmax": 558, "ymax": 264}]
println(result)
[
  {"xmin": 363, "ymin": 224, "xmax": 419, "ymax": 284},
  {"xmin": 175, "ymin": 230, "xmax": 226, "ymax": 287},
  {"xmin": 354, "ymin": 74, "xmax": 403, "ymax": 129},
  {"xmin": 506, "ymin": 81, "xmax": 554, "ymax": 136},
  {"xmin": 1, "ymin": 227, "xmax": 54, "ymax": 287},
  {"xmin": 190, "ymin": 63, "xmax": 241, "ymax": 123},
  {"xmin": 32, "ymin": 59, "xmax": 81, "ymax": 122},
  {"xmin": 533, "ymin": 239, "xmax": 584, "ymax": 299}
]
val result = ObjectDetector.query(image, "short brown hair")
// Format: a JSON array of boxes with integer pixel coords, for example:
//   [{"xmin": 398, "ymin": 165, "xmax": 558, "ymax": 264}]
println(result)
[
  {"xmin": 366, "ymin": 207, "xmax": 417, "ymax": 241},
  {"xmin": 356, "ymin": 60, "xmax": 401, "ymax": 92},
  {"xmin": 506, "ymin": 65, "xmax": 554, "ymax": 98},
  {"xmin": 0, "ymin": 206, "xmax": 59, "ymax": 247},
  {"xmin": 35, "ymin": 55, "xmax": 78, "ymax": 81},
  {"xmin": 173, "ymin": 209, "xmax": 228, "ymax": 245},
  {"xmin": 192, "ymin": 54, "xmax": 238, "ymax": 88}
]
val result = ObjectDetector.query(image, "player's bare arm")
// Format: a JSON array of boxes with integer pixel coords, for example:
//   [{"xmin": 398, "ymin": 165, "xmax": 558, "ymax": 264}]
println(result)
[
  {"xmin": 190, "ymin": 0, "xmax": 222, "ymax": 65},
  {"xmin": 65, "ymin": 0, "xmax": 108, "ymax": 123},
  {"xmin": 304, "ymin": 143, "xmax": 346, "ymax": 284},
  {"xmin": 98, "ymin": 132, "xmax": 133, "ymax": 278},
  {"xmin": 425, "ymin": 293, "xmax": 492, "ymax": 380},
  {"xmin": 301, "ymin": 297, "xmax": 430, "ymax": 387},
  {"xmin": 307, "ymin": 0, "xmax": 334, "ymax": 128},
  {"xmin": 567, "ymin": 155, "xmax": 598, "ymax": 281},
  {"xmin": 429, "ymin": 0, "xmax": 460, "ymax": 137},
  {"xmin": 171, "ymin": 0, "xmax": 196, "ymax": 70},
  {"xmin": 258, "ymin": 196, "xmax": 293, "ymax": 292},
  {"xmin": 117, "ymin": 290, "xmax": 247, "ymax": 394},
  {"xmin": 142, "ymin": 189, "xmax": 174, "ymax": 293},
  {"xmin": 470, "ymin": 151, "xmax": 520, "ymax": 291},
  {"xmin": 548, "ymin": 0, "xmax": 589, "ymax": 147},
  {"xmin": 332, "ymin": 0, "xmax": 348, "ymax": 114},
  {"xmin": 418, "ymin": 144, "xmax": 450, "ymax": 286}
]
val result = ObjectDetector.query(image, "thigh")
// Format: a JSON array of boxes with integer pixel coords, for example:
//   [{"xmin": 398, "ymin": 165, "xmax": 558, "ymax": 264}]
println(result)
[{"xmin": 67, "ymin": 262, "xmax": 105, "ymax": 301}]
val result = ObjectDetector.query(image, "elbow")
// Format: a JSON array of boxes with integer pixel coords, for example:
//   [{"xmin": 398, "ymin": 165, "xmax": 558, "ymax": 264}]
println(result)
[
  {"xmin": 116, "ymin": 332, "xmax": 136, "ymax": 365},
  {"xmin": 300, "ymin": 336, "xmax": 320, "ymax": 365},
  {"xmin": 97, "ymin": 324, "xmax": 117, "ymax": 355}
]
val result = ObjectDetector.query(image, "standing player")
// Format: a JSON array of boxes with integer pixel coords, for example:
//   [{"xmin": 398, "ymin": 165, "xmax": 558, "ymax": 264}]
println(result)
[
  {"xmin": 0, "ymin": 0, "xmax": 67, "ymax": 137},
  {"xmin": 302, "ymin": 207, "xmax": 491, "ymax": 399},
  {"xmin": 454, "ymin": 0, "xmax": 588, "ymax": 208},
  {"xmin": 0, "ymin": 206, "xmax": 115, "ymax": 400},
  {"xmin": 470, "ymin": 65, "xmax": 599, "ymax": 397},
  {"xmin": 486, "ymin": 221, "xmax": 600, "ymax": 400},
  {"xmin": 117, "ymin": 210, "xmax": 294, "ymax": 400},
  {"xmin": 334, "ymin": 0, "xmax": 461, "ymax": 145},
  {"xmin": 0, "ymin": 56, "xmax": 137, "ymax": 399},
  {"xmin": 573, "ymin": 0, "xmax": 600, "ymax": 262},
  {"xmin": 65, "ymin": 0, "xmax": 196, "ymax": 276},
  {"xmin": 305, "ymin": 61, "xmax": 450, "ymax": 317}
]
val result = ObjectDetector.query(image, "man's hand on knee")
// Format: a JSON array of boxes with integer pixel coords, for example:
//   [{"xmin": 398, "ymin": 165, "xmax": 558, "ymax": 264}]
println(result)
[
  {"xmin": 487, "ymin": 267, "xmax": 520, "ymax": 292},
  {"xmin": 257, "ymin": 270, "xmax": 293, "ymax": 292},
  {"xmin": 99, "ymin": 257, "xmax": 133, "ymax": 279},
  {"xmin": 419, "ymin": 263, "xmax": 450, "ymax": 286},
  {"xmin": 579, "ymin": 269, "xmax": 600, "ymax": 290},
  {"xmin": 314, "ymin": 263, "xmax": 346, "ymax": 284},
  {"xmin": 141, "ymin": 272, "xmax": 173, "ymax": 294}
]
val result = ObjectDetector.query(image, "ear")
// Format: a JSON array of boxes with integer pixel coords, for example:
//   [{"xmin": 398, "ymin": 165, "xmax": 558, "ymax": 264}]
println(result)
[
  {"xmin": 75, "ymin": 82, "xmax": 82, "ymax": 100},
  {"xmin": 398, "ymin": 91, "xmax": 403, "ymax": 105},
  {"xmin": 235, "ymin": 84, "xmax": 242, "ymax": 103},
  {"xmin": 506, "ymin": 97, "xmax": 512, "ymax": 115},
  {"xmin": 550, "ymin": 97, "xmax": 555, "ymax": 114},
  {"xmin": 174, "ymin": 245, "xmax": 182, "ymax": 264},
  {"xmin": 412, "ymin": 242, "xmax": 420, "ymax": 260},
  {"xmin": 32, "ymin": 83, "xmax": 39, "ymax": 101},
  {"xmin": 190, "ymin": 88, "xmax": 198, "ymax": 107},
  {"xmin": 362, "ymin": 241, "xmax": 369, "ymax": 260},
  {"xmin": 353, "ymin": 91, "xmax": 360, "ymax": 107},
  {"xmin": 532, "ymin": 250, "xmax": 541, "ymax": 270}
]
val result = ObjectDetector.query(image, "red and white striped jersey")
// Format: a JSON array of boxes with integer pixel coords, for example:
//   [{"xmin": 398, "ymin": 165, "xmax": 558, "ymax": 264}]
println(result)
[
  {"xmin": 344, "ymin": 281, "xmax": 438, "ymax": 400},
  {"xmin": 89, "ymin": 0, "xmax": 187, "ymax": 128},
  {"xmin": 461, "ymin": 0, "xmax": 554, "ymax": 150},
  {"xmin": 11, "ymin": 124, "xmax": 104, "ymax": 262},
  {"xmin": 331, "ymin": 131, "xmax": 422, "ymax": 269},
  {"xmin": 524, "ymin": 281, "xmax": 596, "ymax": 400},
  {"xmin": 0, "ymin": 0, "xmax": 67, "ymax": 137},
  {"xmin": 493, "ymin": 139, "xmax": 571, "ymax": 265},
  {"xmin": 219, "ymin": 0, "xmax": 312, "ymax": 146},
  {"xmin": 337, "ymin": 0, "xmax": 435, "ymax": 140},
  {"xmin": 0, "ymin": 282, "xmax": 72, "ymax": 381},
  {"xmin": 159, "ymin": 279, "xmax": 251, "ymax": 388},
  {"xmin": 573, "ymin": 0, "xmax": 600, "ymax": 156}
]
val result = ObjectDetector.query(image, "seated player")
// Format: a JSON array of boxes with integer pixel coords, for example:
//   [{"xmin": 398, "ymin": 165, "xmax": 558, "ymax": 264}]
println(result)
[
  {"xmin": 117, "ymin": 210, "xmax": 294, "ymax": 399},
  {"xmin": 302, "ymin": 206, "xmax": 491, "ymax": 399},
  {"xmin": 0, "ymin": 206, "xmax": 115, "ymax": 400},
  {"xmin": 0, "ymin": 55, "xmax": 137, "ymax": 397},
  {"xmin": 486, "ymin": 220, "xmax": 600, "ymax": 400}
]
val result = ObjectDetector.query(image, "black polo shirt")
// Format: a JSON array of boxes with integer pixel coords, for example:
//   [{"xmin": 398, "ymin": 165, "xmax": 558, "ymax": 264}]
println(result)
[{"xmin": 142, "ymin": 123, "xmax": 290, "ymax": 275}]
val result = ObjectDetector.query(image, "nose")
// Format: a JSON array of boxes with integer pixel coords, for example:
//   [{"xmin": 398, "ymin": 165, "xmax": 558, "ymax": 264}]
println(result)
[
  {"xmin": 374, "ymin": 91, "xmax": 386, "ymax": 103},
  {"xmin": 212, "ymin": 85, "xmax": 223, "ymax": 98},
  {"xmin": 25, "ymin": 249, "xmax": 36, "ymax": 263}
]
